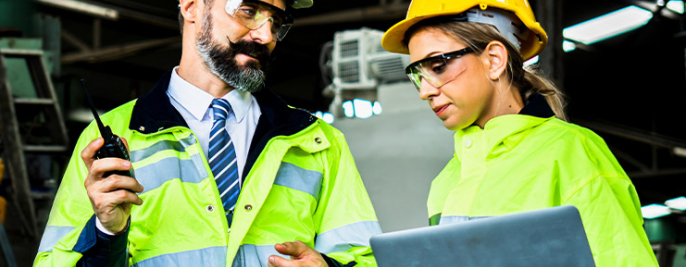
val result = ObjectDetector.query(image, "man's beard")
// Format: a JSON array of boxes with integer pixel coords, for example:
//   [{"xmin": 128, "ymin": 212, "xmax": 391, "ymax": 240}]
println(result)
[{"xmin": 196, "ymin": 12, "xmax": 272, "ymax": 93}]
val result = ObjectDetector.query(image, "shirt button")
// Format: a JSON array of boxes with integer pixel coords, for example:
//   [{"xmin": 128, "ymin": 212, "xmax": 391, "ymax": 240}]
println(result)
[
  {"xmin": 206, "ymin": 205, "xmax": 215, "ymax": 213},
  {"xmin": 464, "ymin": 138, "xmax": 472, "ymax": 148},
  {"xmin": 314, "ymin": 137, "xmax": 322, "ymax": 144},
  {"xmin": 244, "ymin": 204, "xmax": 253, "ymax": 211}
]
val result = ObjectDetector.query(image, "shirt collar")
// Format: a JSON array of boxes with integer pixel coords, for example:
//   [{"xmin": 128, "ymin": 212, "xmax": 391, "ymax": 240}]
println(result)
[{"xmin": 168, "ymin": 67, "xmax": 253, "ymax": 123}]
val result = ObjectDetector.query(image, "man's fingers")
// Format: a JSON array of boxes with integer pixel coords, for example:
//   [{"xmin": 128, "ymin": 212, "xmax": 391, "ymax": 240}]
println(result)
[
  {"xmin": 274, "ymin": 243, "xmax": 290, "ymax": 255},
  {"xmin": 102, "ymin": 187, "xmax": 144, "ymax": 207},
  {"xmin": 270, "ymin": 242, "xmax": 326, "ymax": 267},
  {"xmin": 270, "ymin": 243, "xmax": 301, "ymax": 267},
  {"xmin": 81, "ymin": 138, "xmax": 104, "ymax": 168},
  {"xmin": 275, "ymin": 241, "xmax": 306, "ymax": 257},
  {"xmin": 90, "ymin": 158, "xmax": 132, "ymax": 178},
  {"xmin": 268, "ymin": 255, "xmax": 292, "ymax": 267},
  {"xmin": 98, "ymin": 174, "xmax": 144, "ymax": 194}
]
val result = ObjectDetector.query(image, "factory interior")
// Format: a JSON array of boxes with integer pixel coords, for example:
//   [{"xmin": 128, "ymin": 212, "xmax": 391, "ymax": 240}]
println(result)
[{"xmin": 1, "ymin": 0, "xmax": 686, "ymax": 266}]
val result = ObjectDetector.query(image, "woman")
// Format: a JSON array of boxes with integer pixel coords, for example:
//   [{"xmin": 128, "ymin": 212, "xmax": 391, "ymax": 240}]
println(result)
[{"xmin": 381, "ymin": 0, "xmax": 658, "ymax": 266}]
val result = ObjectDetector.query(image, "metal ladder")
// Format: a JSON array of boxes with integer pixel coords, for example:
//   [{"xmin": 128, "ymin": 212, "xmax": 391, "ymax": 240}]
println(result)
[{"xmin": 0, "ymin": 48, "xmax": 69, "ymax": 238}]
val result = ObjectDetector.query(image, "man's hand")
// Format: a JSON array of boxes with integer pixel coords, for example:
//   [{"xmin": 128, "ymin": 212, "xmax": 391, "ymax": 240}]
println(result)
[
  {"xmin": 82, "ymin": 137, "xmax": 144, "ymax": 234},
  {"xmin": 268, "ymin": 241, "xmax": 328, "ymax": 267}
]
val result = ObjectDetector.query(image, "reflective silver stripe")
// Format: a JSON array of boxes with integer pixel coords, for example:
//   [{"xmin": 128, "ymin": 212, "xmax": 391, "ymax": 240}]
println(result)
[
  {"xmin": 130, "ymin": 135, "xmax": 196, "ymax": 163},
  {"xmin": 273, "ymin": 162, "xmax": 323, "ymax": 200},
  {"xmin": 232, "ymin": 244, "xmax": 288, "ymax": 267},
  {"xmin": 178, "ymin": 134, "xmax": 197, "ymax": 148},
  {"xmin": 133, "ymin": 246, "xmax": 226, "ymax": 267},
  {"xmin": 136, "ymin": 154, "xmax": 208, "ymax": 193},
  {"xmin": 315, "ymin": 221, "xmax": 382, "ymax": 254},
  {"xmin": 37, "ymin": 225, "xmax": 75, "ymax": 252},
  {"xmin": 439, "ymin": 215, "xmax": 490, "ymax": 225}
]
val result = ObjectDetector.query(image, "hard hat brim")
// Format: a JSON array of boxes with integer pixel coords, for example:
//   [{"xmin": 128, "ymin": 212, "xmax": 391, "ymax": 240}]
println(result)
[
  {"xmin": 381, "ymin": 3, "xmax": 548, "ymax": 60},
  {"xmin": 382, "ymin": 15, "xmax": 440, "ymax": 55}
]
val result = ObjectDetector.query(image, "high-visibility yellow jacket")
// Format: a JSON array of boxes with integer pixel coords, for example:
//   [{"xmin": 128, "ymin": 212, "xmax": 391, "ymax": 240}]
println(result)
[
  {"xmin": 34, "ymin": 72, "xmax": 381, "ymax": 267},
  {"xmin": 428, "ymin": 97, "xmax": 658, "ymax": 267}
]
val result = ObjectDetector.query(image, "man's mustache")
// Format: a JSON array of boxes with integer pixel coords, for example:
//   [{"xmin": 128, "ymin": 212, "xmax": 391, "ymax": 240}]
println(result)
[{"xmin": 228, "ymin": 39, "xmax": 272, "ymax": 67}]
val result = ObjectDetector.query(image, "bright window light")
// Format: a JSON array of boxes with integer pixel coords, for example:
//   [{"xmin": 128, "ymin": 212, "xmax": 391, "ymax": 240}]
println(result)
[
  {"xmin": 665, "ymin": 196, "xmax": 686, "ymax": 211},
  {"xmin": 523, "ymin": 55, "xmax": 539, "ymax": 67},
  {"xmin": 563, "ymin": 6, "xmax": 653, "ymax": 45},
  {"xmin": 314, "ymin": 111, "xmax": 323, "ymax": 119},
  {"xmin": 37, "ymin": 0, "xmax": 119, "ymax": 19},
  {"xmin": 372, "ymin": 101, "xmax": 383, "ymax": 115},
  {"xmin": 322, "ymin": 112, "xmax": 335, "ymax": 124},
  {"xmin": 674, "ymin": 147, "xmax": 686, "ymax": 158},
  {"xmin": 563, "ymin": 40, "xmax": 577, "ymax": 52},
  {"xmin": 668, "ymin": 0, "xmax": 685, "ymax": 14},
  {"xmin": 353, "ymin": 99, "xmax": 373, "ymax": 119},
  {"xmin": 342, "ymin": 101, "xmax": 354, "ymax": 118},
  {"xmin": 641, "ymin": 204, "xmax": 671, "ymax": 219}
]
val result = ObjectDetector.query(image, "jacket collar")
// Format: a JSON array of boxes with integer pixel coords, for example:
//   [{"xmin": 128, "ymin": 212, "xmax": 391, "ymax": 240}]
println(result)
[
  {"xmin": 129, "ymin": 70, "xmax": 315, "ymax": 136},
  {"xmin": 129, "ymin": 71, "xmax": 188, "ymax": 133},
  {"xmin": 453, "ymin": 94, "xmax": 556, "ymax": 160},
  {"xmin": 129, "ymin": 71, "xmax": 317, "ymax": 178}
]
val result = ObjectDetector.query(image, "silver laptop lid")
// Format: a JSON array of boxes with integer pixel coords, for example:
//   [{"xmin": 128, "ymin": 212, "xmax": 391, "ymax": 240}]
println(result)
[{"xmin": 370, "ymin": 205, "xmax": 595, "ymax": 267}]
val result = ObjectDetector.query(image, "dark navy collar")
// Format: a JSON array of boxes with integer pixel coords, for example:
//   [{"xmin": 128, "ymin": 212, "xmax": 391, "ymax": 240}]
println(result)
[
  {"xmin": 519, "ymin": 93, "xmax": 556, "ymax": 118},
  {"xmin": 129, "ymin": 71, "xmax": 187, "ymax": 133}
]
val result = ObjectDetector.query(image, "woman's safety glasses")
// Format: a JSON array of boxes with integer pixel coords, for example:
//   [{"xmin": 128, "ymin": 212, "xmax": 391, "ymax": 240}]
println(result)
[
  {"xmin": 225, "ymin": 0, "xmax": 294, "ymax": 41},
  {"xmin": 405, "ymin": 47, "xmax": 475, "ymax": 91}
]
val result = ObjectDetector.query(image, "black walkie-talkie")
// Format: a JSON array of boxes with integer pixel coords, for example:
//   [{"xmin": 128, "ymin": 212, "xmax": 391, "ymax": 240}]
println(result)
[{"xmin": 81, "ymin": 79, "xmax": 135, "ymax": 179}]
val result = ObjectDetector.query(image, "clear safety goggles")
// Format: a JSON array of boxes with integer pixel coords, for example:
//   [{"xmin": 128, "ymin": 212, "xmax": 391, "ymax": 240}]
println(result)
[
  {"xmin": 225, "ymin": 0, "xmax": 294, "ymax": 41},
  {"xmin": 405, "ymin": 47, "xmax": 475, "ymax": 91}
]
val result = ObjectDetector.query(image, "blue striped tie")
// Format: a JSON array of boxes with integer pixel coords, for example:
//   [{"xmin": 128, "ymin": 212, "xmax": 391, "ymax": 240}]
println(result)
[{"xmin": 209, "ymin": 99, "xmax": 240, "ymax": 225}]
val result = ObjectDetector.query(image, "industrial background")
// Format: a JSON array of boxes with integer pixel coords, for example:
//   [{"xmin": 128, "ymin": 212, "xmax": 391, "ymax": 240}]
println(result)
[{"xmin": 0, "ymin": 0, "xmax": 685, "ymax": 266}]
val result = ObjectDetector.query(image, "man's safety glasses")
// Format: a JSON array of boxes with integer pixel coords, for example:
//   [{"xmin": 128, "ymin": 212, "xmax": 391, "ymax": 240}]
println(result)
[
  {"xmin": 225, "ymin": 0, "xmax": 294, "ymax": 41},
  {"xmin": 405, "ymin": 47, "xmax": 475, "ymax": 91}
]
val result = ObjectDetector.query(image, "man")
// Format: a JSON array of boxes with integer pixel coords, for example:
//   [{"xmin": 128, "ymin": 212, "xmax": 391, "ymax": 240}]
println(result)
[{"xmin": 33, "ymin": 0, "xmax": 381, "ymax": 266}]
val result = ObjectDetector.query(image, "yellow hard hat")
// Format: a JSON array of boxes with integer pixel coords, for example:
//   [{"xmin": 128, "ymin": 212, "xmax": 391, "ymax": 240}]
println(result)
[{"xmin": 381, "ymin": 0, "xmax": 547, "ymax": 60}]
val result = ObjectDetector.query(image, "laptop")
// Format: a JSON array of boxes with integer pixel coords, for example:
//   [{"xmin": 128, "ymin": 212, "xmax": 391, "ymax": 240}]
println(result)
[{"xmin": 370, "ymin": 205, "xmax": 596, "ymax": 267}]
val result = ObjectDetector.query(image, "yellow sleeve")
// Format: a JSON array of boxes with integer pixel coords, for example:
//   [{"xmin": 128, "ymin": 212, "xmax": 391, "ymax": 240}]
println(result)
[
  {"xmin": 564, "ymin": 177, "xmax": 658, "ymax": 267},
  {"xmin": 313, "ymin": 129, "xmax": 381, "ymax": 266},
  {"xmin": 34, "ymin": 124, "xmax": 97, "ymax": 266}
]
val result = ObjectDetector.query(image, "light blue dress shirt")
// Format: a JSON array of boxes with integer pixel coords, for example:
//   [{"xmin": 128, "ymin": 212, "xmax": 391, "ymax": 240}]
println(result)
[{"xmin": 167, "ymin": 67, "xmax": 261, "ymax": 181}]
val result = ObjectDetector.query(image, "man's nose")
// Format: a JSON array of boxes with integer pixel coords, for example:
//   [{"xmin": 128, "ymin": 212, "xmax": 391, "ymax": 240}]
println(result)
[{"xmin": 249, "ymin": 19, "xmax": 274, "ymax": 45}]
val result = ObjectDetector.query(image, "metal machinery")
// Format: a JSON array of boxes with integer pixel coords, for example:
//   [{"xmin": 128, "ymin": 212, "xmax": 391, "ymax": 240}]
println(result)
[{"xmin": 321, "ymin": 28, "xmax": 410, "ymax": 118}]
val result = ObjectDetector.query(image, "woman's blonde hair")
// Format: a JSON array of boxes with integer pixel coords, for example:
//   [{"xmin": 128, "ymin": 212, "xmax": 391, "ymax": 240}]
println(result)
[{"xmin": 404, "ymin": 19, "xmax": 567, "ymax": 121}]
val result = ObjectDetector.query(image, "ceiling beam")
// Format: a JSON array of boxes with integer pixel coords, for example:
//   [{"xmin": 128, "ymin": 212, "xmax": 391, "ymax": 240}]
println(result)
[
  {"xmin": 575, "ymin": 119, "xmax": 686, "ymax": 150},
  {"xmin": 628, "ymin": 168, "xmax": 686, "ymax": 179},
  {"xmin": 61, "ymin": 36, "xmax": 180, "ymax": 64},
  {"xmin": 37, "ymin": 0, "xmax": 179, "ymax": 30},
  {"xmin": 36, "ymin": 0, "xmax": 119, "ymax": 20},
  {"xmin": 294, "ymin": 3, "xmax": 408, "ymax": 27},
  {"xmin": 61, "ymin": 30, "xmax": 91, "ymax": 52}
]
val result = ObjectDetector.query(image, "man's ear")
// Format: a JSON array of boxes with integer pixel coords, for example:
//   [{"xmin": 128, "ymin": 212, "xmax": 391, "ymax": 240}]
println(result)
[
  {"xmin": 179, "ymin": 0, "xmax": 199, "ymax": 25},
  {"xmin": 483, "ymin": 41, "xmax": 508, "ymax": 81}
]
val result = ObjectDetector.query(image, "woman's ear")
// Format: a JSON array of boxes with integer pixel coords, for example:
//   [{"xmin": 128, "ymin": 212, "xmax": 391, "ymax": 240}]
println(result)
[
  {"xmin": 179, "ymin": 0, "xmax": 198, "ymax": 25},
  {"xmin": 483, "ymin": 41, "xmax": 508, "ymax": 81}
]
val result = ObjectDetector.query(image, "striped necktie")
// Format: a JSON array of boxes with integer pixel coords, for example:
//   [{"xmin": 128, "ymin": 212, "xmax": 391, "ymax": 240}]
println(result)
[{"xmin": 209, "ymin": 99, "xmax": 240, "ymax": 225}]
